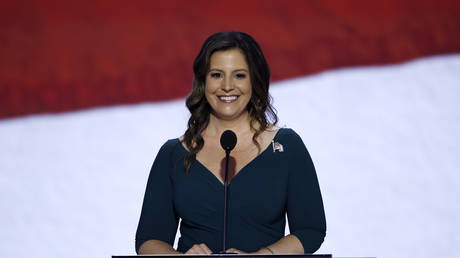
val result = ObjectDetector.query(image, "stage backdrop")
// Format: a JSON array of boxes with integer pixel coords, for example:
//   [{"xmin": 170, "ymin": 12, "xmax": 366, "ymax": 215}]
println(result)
[
  {"xmin": 1, "ymin": 0, "xmax": 459, "ymax": 118},
  {"xmin": 1, "ymin": 1, "xmax": 460, "ymax": 258}
]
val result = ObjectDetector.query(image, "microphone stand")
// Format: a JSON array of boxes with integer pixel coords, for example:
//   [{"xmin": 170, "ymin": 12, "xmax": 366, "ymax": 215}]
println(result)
[
  {"xmin": 222, "ymin": 149, "xmax": 231, "ymax": 253},
  {"xmin": 217, "ymin": 130, "xmax": 237, "ymax": 254}
]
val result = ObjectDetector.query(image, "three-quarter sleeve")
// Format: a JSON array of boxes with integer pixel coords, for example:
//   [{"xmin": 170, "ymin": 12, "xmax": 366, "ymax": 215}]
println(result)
[
  {"xmin": 286, "ymin": 131, "xmax": 326, "ymax": 253},
  {"xmin": 135, "ymin": 141, "xmax": 179, "ymax": 253}
]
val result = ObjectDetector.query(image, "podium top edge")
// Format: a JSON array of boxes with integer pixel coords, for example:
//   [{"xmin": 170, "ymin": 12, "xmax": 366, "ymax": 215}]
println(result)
[
  {"xmin": 112, "ymin": 254, "xmax": 332, "ymax": 258},
  {"xmin": 112, "ymin": 255, "xmax": 333, "ymax": 258}
]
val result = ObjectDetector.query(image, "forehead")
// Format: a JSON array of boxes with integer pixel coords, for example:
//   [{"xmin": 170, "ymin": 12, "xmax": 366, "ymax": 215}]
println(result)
[{"xmin": 209, "ymin": 48, "xmax": 249, "ymax": 70}]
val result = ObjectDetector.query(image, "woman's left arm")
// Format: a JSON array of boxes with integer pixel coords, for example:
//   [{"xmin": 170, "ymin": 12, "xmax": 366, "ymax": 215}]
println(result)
[
  {"xmin": 258, "ymin": 234, "xmax": 304, "ymax": 254},
  {"xmin": 227, "ymin": 234, "xmax": 304, "ymax": 254},
  {"xmin": 285, "ymin": 131, "xmax": 327, "ymax": 253}
]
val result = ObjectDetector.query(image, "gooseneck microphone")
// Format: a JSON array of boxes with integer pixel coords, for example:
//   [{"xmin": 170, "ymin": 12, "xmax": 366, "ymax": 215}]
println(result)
[
  {"xmin": 219, "ymin": 130, "xmax": 237, "ymax": 253},
  {"xmin": 220, "ymin": 130, "xmax": 237, "ymax": 153}
]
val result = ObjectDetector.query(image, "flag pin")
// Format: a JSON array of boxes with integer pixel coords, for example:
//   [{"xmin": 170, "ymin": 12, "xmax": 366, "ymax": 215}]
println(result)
[{"xmin": 272, "ymin": 140, "xmax": 284, "ymax": 152}]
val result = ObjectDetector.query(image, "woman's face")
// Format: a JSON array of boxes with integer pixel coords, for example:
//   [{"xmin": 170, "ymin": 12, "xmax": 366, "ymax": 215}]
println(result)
[{"xmin": 205, "ymin": 48, "xmax": 252, "ymax": 121}]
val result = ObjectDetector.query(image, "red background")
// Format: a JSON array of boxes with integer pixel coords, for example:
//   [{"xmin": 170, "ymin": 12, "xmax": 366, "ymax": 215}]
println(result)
[{"xmin": 1, "ymin": 0, "xmax": 459, "ymax": 118}]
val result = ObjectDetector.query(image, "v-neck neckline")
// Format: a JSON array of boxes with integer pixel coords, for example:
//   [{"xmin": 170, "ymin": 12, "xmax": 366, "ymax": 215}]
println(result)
[{"xmin": 177, "ymin": 128, "xmax": 282, "ymax": 187}]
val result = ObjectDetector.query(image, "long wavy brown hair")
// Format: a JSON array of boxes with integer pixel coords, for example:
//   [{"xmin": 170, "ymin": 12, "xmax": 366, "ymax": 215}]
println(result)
[{"xmin": 182, "ymin": 31, "xmax": 278, "ymax": 172}]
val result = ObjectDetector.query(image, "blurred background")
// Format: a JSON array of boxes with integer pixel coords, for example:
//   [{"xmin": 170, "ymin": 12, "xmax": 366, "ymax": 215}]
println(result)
[{"xmin": 1, "ymin": 0, "xmax": 459, "ymax": 257}]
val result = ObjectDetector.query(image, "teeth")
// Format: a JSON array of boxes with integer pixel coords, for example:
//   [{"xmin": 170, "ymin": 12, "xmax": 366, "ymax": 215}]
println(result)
[{"xmin": 219, "ymin": 96, "xmax": 237, "ymax": 101}]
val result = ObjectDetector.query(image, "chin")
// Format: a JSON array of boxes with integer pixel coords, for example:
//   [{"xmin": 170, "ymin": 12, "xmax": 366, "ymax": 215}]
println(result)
[{"xmin": 213, "ymin": 110, "xmax": 248, "ymax": 121}]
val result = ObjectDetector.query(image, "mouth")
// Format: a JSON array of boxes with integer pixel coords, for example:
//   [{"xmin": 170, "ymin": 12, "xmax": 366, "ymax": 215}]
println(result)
[{"xmin": 218, "ymin": 95, "xmax": 239, "ymax": 103}]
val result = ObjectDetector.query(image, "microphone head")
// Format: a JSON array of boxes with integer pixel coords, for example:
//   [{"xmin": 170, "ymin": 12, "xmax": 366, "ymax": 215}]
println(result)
[{"xmin": 220, "ymin": 130, "xmax": 237, "ymax": 152}]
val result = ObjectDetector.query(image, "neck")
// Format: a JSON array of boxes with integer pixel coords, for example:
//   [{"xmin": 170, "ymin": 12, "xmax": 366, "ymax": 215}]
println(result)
[{"xmin": 206, "ymin": 112, "xmax": 253, "ymax": 137}]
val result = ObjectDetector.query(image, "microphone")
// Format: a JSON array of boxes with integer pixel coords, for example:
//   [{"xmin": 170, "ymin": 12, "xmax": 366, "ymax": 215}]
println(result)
[
  {"xmin": 220, "ymin": 130, "xmax": 237, "ymax": 153},
  {"xmin": 219, "ymin": 130, "xmax": 237, "ymax": 253}
]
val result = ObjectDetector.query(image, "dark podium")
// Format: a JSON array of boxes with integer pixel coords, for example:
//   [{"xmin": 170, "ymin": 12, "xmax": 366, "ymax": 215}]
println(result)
[{"xmin": 113, "ymin": 255, "xmax": 332, "ymax": 258}]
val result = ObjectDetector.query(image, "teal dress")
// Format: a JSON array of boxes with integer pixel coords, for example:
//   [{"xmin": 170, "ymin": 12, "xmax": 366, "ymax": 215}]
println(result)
[{"xmin": 135, "ymin": 128, "xmax": 326, "ymax": 253}]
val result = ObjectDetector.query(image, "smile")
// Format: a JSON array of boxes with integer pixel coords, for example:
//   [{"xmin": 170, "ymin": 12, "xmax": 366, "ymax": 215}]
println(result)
[{"xmin": 218, "ymin": 95, "xmax": 238, "ymax": 103}]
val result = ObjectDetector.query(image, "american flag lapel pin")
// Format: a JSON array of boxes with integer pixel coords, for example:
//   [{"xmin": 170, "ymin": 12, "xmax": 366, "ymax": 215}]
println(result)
[{"xmin": 272, "ymin": 140, "xmax": 284, "ymax": 152}]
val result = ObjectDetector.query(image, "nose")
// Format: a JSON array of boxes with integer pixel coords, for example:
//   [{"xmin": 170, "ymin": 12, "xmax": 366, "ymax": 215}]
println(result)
[{"xmin": 221, "ymin": 77, "xmax": 234, "ymax": 92}]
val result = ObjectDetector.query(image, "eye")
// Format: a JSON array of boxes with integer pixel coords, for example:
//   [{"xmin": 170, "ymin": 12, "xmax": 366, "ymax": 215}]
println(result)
[
  {"xmin": 210, "ymin": 72, "xmax": 222, "ymax": 78},
  {"xmin": 235, "ymin": 73, "xmax": 246, "ymax": 79}
]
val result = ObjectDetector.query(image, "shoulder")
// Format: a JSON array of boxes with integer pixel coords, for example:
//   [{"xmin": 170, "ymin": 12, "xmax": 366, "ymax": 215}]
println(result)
[
  {"xmin": 275, "ymin": 129, "xmax": 316, "ymax": 175},
  {"xmin": 156, "ymin": 138, "xmax": 179, "ymax": 151},
  {"xmin": 150, "ymin": 138, "xmax": 184, "ymax": 172},
  {"xmin": 275, "ymin": 128, "xmax": 310, "ymax": 154},
  {"xmin": 162, "ymin": 138, "xmax": 181, "ymax": 149},
  {"xmin": 276, "ymin": 127, "xmax": 303, "ymax": 142},
  {"xmin": 155, "ymin": 138, "xmax": 183, "ymax": 159}
]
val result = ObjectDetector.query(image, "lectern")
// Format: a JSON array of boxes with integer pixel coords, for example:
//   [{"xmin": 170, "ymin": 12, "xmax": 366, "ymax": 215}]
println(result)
[{"xmin": 113, "ymin": 255, "xmax": 332, "ymax": 258}]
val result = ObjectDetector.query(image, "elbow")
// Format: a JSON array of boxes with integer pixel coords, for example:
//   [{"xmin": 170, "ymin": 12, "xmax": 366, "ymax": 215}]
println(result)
[
  {"xmin": 292, "ymin": 229, "xmax": 326, "ymax": 254},
  {"xmin": 135, "ymin": 238, "xmax": 145, "ymax": 254}
]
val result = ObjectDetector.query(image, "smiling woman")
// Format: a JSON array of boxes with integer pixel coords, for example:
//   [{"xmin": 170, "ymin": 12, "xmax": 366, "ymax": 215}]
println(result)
[
  {"xmin": 135, "ymin": 31, "xmax": 326, "ymax": 255},
  {"xmin": 183, "ymin": 32, "xmax": 277, "ymax": 173},
  {"xmin": 205, "ymin": 49, "xmax": 252, "ymax": 122}
]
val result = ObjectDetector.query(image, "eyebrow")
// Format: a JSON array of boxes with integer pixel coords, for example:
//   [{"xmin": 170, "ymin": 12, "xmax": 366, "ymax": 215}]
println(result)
[{"xmin": 208, "ymin": 68, "xmax": 249, "ymax": 73}]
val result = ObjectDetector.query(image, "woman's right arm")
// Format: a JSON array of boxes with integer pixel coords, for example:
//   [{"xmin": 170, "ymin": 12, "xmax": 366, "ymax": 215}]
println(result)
[
  {"xmin": 138, "ymin": 240, "xmax": 182, "ymax": 254},
  {"xmin": 136, "ymin": 141, "xmax": 214, "ymax": 255},
  {"xmin": 135, "ymin": 141, "xmax": 180, "ymax": 254},
  {"xmin": 139, "ymin": 240, "xmax": 214, "ymax": 255}
]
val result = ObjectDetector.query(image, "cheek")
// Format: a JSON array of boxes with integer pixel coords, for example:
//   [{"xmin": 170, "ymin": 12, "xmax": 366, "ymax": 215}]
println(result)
[
  {"xmin": 204, "ymin": 83, "xmax": 216, "ymax": 104},
  {"xmin": 244, "ymin": 84, "xmax": 253, "ymax": 107},
  {"xmin": 204, "ymin": 89, "xmax": 212, "ymax": 104},
  {"xmin": 244, "ymin": 82, "xmax": 253, "ymax": 96},
  {"xmin": 205, "ymin": 79, "xmax": 218, "ymax": 93},
  {"xmin": 204, "ymin": 82, "xmax": 211, "ymax": 99}
]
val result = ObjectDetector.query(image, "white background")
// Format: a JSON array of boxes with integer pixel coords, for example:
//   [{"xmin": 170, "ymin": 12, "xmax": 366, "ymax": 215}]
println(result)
[{"xmin": 1, "ymin": 54, "xmax": 459, "ymax": 258}]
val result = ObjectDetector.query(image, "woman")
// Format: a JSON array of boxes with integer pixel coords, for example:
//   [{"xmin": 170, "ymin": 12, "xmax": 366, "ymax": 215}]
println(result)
[{"xmin": 135, "ymin": 31, "xmax": 326, "ymax": 254}]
